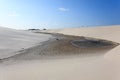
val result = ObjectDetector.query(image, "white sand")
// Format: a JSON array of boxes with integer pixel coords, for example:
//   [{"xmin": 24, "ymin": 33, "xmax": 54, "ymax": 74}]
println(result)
[
  {"xmin": 0, "ymin": 56, "xmax": 117, "ymax": 80},
  {"xmin": 45, "ymin": 25, "xmax": 120, "ymax": 43},
  {"xmin": 0, "ymin": 27, "xmax": 51, "ymax": 59},
  {"xmin": 0, "ymin": 25, "xmax": 120, "ymax": 80}
]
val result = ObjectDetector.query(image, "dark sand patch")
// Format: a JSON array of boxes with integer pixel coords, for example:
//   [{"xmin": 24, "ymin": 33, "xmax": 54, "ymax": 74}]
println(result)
[
  {"xmin": 71, "ymin": 37, "xmax": 119, "ymax": 48},
  {"xmin": 0, "ymin": 33, "xmax": 119, "ymax": 63}
]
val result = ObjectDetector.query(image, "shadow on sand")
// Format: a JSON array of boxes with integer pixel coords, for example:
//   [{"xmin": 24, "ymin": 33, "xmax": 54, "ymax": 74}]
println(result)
[{"xmin": 0, "ymin": 34, "xmax": 119, "ymax": 64}]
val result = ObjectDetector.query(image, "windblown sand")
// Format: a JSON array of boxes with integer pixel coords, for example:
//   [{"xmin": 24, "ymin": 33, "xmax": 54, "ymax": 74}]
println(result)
[
  {"xmin": 0, "ymin": 25, "xmax": 120, "ymax": 80},
  {"xmin": 0, "ymin": 27, "xmax": 51, "ymax": 59}
]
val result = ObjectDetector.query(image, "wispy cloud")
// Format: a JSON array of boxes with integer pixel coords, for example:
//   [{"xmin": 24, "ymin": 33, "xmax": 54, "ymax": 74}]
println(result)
[
  {"xmin": 8, "ymin": 12, "xmax": 20, "ymax": 17},
  {"xmin": 58, "ymin": 7, "xmax": 69, "ymax": 12}
]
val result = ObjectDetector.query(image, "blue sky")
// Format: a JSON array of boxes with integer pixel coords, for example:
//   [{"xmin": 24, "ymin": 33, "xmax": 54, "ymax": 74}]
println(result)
[{"xmin": 0, "ymin": 0, "xmax": 120, "ymax": 29}]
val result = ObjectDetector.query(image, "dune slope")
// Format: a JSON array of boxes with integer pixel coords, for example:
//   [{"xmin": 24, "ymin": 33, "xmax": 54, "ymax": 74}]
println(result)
[
  {"xmin": 0, "ymin": 25, "xmax": 120, "ymax": 80},
  {"xmin": 0, "ymin": 27, "xmax": 51, "ymax": 59}
]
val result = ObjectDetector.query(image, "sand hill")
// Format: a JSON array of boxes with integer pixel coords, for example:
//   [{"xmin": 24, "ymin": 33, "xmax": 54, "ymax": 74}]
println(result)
[
  {"xmin": 0, "ymin": 25, "xmax": 120, "ymax": 80},
  {"xmin": 0, "ymin": 26, "xmax": 51, "ymax": 59}
]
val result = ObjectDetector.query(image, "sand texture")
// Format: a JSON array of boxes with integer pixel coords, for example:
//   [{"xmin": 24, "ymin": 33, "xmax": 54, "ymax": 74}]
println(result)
[{"xmin": 0, "ymin": 25, "xmax": 120, "ymax": 80}]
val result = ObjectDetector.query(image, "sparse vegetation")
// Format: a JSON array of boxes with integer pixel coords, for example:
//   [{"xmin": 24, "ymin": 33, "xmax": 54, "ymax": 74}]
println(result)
[
  {"xmin": 43, "ymin": 28, "xmax": 47, "ymax": 30},
  {"xmin": 28, "ymin": 29, "xmax": 40, "ymax": 31}
]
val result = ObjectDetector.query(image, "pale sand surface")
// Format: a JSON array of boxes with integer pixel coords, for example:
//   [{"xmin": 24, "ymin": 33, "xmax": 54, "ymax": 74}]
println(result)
[
  {"xmin": 0, "ymin": 27, "xmax": 51, "ymax": 59},
  {"xmin": 0, "ymin": 25, "xmax": 120, "ymax": 80},
  {"xmin": 44, "ymin": 25, "xmax": 120, "ymax": 43},
  {"xmin": 0, "ymin": 56, "xmax": 117, "ymax": 80}
]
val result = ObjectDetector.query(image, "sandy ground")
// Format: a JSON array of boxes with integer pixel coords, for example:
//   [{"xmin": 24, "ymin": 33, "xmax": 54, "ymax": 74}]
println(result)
[
  {"xmin": 0, "ymin": 25, "xmax": 120, "ymax": 80},
  {"xmin": 44, "ymin": 25, "xmax": 120, "ymax": 42},
  {"xmin": 0, "ymin": 27, "xmax": 51, "ymax": 59}
]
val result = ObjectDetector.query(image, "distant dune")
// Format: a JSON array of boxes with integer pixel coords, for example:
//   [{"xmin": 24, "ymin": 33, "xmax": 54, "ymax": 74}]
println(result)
[{"xmin": 45, "ymin": 25, "xmax": 120, "ymax": 42}]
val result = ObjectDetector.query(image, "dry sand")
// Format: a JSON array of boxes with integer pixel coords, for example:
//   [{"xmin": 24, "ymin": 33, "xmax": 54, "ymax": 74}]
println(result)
[
  {"xmin": 0, "ymin": 27, "xmax": 51, "ymax": 59},
  {"xmin": 0, "ymin": 25, "xmax": 120, "ymax": 80}
]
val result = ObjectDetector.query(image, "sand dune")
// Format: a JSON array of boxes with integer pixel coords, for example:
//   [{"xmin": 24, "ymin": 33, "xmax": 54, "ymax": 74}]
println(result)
[
  {"xmin": 0, "ymin": 26, "xmax": 51, "ymax": 59},
  {"xmin": 0, "ymin": 34, "xmax": 118, "ymax": 63},
  {"xmin": 0, "ymin": 25, "xmax": 120, "ymax": 80},
  {"xmin": 45, "ymin": 25, "xmax": 120, "ymax": 59},
  {"xmin": 45, "ymin": 25, "xmax": 120, "ymax": 42}
]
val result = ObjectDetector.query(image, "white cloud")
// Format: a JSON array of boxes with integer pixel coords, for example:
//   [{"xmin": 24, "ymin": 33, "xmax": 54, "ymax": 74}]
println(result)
[
  {"xmin": 58, "ymin": 7, "xmax": 69, "ymax": 12},
  {"xmin": 8, "ymin": 13, "xmax": 20, "ymax": 17}
]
